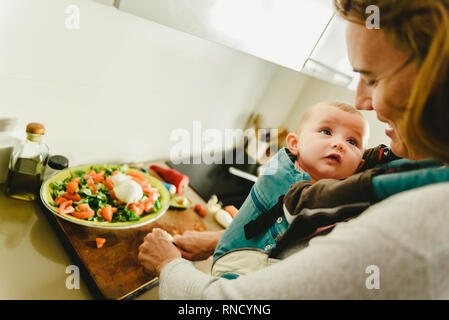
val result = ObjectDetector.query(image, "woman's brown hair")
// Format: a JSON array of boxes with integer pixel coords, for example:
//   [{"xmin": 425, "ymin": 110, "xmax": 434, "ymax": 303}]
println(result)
[{"xmin": 335, "ymin": 0, "xmax": 449, "ymax": 162}]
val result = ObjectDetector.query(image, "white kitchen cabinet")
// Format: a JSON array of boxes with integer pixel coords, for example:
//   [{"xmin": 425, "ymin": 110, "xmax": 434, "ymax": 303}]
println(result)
[
  {"xmin": 110, "ymin": 0, "xmax": 355, "ymax": 90},
  {"xmin": 302, "ymin": 14, "xmax": 359, "ymax": 90}
]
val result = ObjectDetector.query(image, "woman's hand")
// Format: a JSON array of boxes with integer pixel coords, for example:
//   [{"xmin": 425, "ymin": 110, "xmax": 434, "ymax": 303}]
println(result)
[
  {"xmin": 138, "ymin": 228, "xmax": 181, "ymax": 276},
  {"xmin": 173, "ymin": 230, "xmax": 224, "ymax": 261}
]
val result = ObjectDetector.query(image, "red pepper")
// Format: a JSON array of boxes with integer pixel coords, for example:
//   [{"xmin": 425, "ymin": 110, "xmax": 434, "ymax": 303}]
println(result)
[{"xmin": 149, "ymin": 165, "xmax": 189, "ymax": 194}]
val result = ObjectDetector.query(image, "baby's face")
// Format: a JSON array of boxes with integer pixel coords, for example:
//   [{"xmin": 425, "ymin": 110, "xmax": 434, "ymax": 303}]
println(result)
[{"xmin": 291, "ymin": 104, "xmax": 367, "ymax": 182}]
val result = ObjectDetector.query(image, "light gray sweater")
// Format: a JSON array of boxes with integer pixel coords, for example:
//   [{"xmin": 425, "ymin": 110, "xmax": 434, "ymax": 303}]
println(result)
[{"xmin": 159, "ymin": 182, "xmax": 449, "ymax": 299}]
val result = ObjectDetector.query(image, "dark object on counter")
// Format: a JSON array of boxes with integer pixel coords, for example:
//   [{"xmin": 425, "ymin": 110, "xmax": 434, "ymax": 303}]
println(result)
[
  {"xmin": 48, "ymin": 155, "xmax": 69, "ymax": 170},
  {"xmin": 167, "ymin": 148, "xmax": 258, "ymax": 208},
  {"xmin": 149, "ymin": 165, "xmax": 189, "ymax": 194},
  {"xmin": 44, "ymin": 155, "xmax": 69, "ymax": 179}
]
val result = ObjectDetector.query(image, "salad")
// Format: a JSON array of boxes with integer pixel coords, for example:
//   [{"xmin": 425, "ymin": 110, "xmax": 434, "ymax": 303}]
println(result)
[{"xmin": 49, "ymin": 164, "xmax": 162, "ymax": 223}]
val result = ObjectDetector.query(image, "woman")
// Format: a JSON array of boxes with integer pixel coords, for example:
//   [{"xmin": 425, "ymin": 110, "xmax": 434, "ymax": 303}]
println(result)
[{"xmin": 138, "ymin": 0, "xmax": 449, "ymax": 299}]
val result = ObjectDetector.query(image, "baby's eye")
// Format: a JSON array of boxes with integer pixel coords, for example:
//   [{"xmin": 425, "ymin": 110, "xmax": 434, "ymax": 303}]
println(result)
[
  {"xmin": 366, "ymin": 79, "xmax": 377, "ymax": 87},
  {"xmin": 320, "ymin": 129, "xmax": 331, "ymax": 135},
  {"xmin": 348, "ymin": 139, "xmax": 358, "ymax": 147}
]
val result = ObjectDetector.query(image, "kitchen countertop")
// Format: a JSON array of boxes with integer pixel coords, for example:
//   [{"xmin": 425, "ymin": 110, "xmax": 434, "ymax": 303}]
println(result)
[{"xmin": 0, "ymin": 160, "xmax": 223, "ymax": 300}]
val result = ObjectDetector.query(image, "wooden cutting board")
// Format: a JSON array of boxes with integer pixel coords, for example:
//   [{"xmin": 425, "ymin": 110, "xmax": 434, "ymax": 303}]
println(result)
[{"xmin": 40, "ymin": 165, "xmax": 208, "ymax": 300}]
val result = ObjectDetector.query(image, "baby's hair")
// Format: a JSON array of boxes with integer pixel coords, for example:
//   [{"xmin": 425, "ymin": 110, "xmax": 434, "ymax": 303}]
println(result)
[{"xmin": 295, "ymin": 101, "xmax": 370, "ymax": 148}]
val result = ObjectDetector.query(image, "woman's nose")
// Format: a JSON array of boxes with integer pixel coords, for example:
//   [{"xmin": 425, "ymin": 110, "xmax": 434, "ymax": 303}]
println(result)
[{"xmin": 355, "ymin": 79, "xmax": 374, "ymax": 110}]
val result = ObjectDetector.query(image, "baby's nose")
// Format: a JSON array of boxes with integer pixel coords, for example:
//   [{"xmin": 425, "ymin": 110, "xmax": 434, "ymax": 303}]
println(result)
[{"xmin": 332, "ymin": 142, "xmax": 345, "ymax": 151}]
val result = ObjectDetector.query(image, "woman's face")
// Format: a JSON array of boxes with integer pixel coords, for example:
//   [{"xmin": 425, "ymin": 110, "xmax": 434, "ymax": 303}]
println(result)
[{"xmin": 346, "ymin": 22, "xmax": 422, "ymax": 159}]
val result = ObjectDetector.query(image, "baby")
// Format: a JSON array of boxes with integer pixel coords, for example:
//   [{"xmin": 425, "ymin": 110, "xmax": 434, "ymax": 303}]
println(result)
[
  {"xmin": 285, "ymin": 101, "xmax": 367, "ymax": 182},
  {"xmin": 212, "ymin": 101, "xmax": 370, "ymax": 278}
]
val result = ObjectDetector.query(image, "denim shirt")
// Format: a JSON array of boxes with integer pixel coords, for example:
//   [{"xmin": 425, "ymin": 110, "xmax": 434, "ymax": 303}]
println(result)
[{"xmin": 213, "ymin": 148, "xmax": 310, "ymax": 261}]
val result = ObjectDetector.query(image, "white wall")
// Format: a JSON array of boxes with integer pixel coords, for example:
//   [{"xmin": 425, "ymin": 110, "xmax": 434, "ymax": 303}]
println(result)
[
  {"xmin": 251, "ymin": 67, "xmax": 309, "ymax": 129},
  {"xmin": 0, "ymin": 0, "xmax": 387, "ymax": 169},
  {"xmin": 0, "ymin": 0, "xmax": 280, "ymax": 166}
]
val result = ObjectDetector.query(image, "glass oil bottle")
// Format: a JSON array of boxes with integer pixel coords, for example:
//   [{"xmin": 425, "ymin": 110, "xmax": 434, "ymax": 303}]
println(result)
[{"xmin": 6, "ymin": 122, "xmax": 49, "ymax": 201}]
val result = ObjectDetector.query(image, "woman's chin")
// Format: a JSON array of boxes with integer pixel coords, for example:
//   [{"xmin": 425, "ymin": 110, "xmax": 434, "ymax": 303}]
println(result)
[{"xmin": 389, "ymin": 139, "xmax": 409, "ymax": 159}]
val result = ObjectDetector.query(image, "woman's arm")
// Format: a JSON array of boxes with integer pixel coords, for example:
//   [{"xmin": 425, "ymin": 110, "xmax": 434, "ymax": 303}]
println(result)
[{"xmin": 158, "ymin": 184, "xmax": 449, "ymax": 299}]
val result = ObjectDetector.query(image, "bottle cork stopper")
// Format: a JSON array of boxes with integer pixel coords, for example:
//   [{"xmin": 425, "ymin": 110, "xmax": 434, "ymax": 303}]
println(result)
[{"xmin": 26, "ymin": 122, "xmax": 45, "ymax": 135}]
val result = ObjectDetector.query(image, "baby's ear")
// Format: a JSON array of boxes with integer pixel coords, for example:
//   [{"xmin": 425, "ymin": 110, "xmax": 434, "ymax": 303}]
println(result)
[
  {"xmin": 286, "ymin": 133, "xmax": 300, "ymax": 156},
  {"xmin": 356, "ymin": 159, "xmax": 365, "ymax": 172}
]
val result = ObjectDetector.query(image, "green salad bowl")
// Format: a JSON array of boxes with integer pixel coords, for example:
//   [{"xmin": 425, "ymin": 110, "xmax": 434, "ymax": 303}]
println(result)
[{"xmin": 40, "ymin": 164, "xmax": 170, "ymax": 229}]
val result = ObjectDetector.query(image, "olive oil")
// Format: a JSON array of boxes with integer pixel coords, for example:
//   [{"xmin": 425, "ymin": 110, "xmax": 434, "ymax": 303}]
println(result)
[
  {"xmin": 6, "ymin": 158, "xmax": 42, "ymax": 201},
  {"xmin": 5, "ymin": 123, "xmax": 49, "ymax": 201}
]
